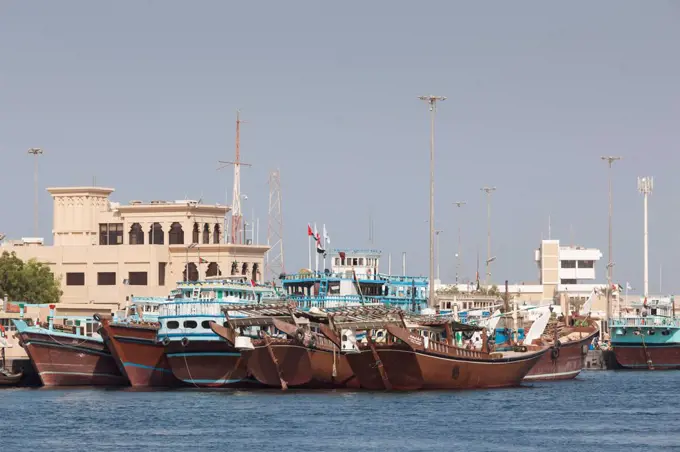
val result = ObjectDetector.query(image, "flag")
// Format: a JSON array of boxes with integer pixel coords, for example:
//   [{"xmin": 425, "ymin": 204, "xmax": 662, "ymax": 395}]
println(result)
[
  {"xmin": 323, "ymin": 224, "xmax": 330, "ymax": 245},
  {"xmin": 307, "ymin": 224, "xmax": 314, "ymax": 237},
  {"xmin": 339, "ymin": 251, "xmax": 346, "ymax": 261},
  {"xmin": 626, "ymin": 282, "xmax": 633, "ymax": 290},
  {"xmin": 199, "ymin": 257, "xmax": 208, "ymax": 264},
  {"xmin": 250, "ymin": 280, "xmax": 256, "ymax": 287}
]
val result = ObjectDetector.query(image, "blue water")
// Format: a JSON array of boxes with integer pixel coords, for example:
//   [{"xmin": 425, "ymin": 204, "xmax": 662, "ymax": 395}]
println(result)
[{"xmin": 2, "ymin": 371, "xmax": 680, "ymax": 451}]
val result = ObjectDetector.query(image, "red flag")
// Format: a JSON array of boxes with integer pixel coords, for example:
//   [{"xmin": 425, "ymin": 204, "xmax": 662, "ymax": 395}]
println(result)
[
  {"xmin": 307, "ymin": 224, "xmax": 314, "ymax": 237},
  {"xmin": 339, "ymin": 251, "xmax": 346, "ymax": 260}
]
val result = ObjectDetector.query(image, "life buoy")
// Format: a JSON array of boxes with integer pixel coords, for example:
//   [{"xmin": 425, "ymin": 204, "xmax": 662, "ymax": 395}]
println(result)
[
  {"xmin": 551, "ymin": 347, "xmax": 560, "ymax": 360},
  {"xmin": 162, "ymin": 336, "xmax": 171, "ymax": 346},
  {"xmin": 93, "ymin": 313, "xmax": 101, "ymax": 322},
  {"xmin": 181, "ymin": 337, "xmax": 189, "ymax": 347}
]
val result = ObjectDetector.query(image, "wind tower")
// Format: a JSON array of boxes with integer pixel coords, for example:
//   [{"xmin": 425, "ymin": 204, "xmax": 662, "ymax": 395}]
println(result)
[
  {"xmin": 266, "ymin": 169, "xmax": 285, "ymax": 281},
  {"xmin": 218, "ymin": 110, "xmax": 251, "ymax": 244}
]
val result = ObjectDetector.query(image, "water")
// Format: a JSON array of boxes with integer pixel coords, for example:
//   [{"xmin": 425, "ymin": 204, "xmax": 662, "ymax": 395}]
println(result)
[{"xmin": 2, "ymin": 371, "xmax": 680, "ymax": 451}]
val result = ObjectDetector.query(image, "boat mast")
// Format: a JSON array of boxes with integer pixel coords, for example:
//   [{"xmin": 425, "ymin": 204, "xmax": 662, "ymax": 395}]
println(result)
[{"xmin": 218, "ymin": 110, "xmax": 251, "ymax": 244}]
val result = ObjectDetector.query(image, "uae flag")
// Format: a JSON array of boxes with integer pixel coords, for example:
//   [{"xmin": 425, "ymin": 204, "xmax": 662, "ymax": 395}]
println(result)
[
  {"xmin": 316, "ymin": 232, "xmax": 325, "ymax": 254},
  {"xmin": 199, "ymin": 257, "xmax": 208, "ymax": 264},
  {"xmin": 307, "ymin": 224, "xmax": 314, "ymax": 238}
]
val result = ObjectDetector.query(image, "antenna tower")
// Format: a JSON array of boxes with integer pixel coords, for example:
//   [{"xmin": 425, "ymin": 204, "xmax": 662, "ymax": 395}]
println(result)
[
  {"xmin": 265, "ymin": 169, "xmax": 285, "ymax": 281},
  {"xmin": 218, "ymin": 110, "xmax": 251, "ymax": 244}
]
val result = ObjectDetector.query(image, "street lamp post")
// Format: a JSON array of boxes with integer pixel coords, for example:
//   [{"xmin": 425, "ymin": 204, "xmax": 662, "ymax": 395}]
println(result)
[
  {"xmin": 638, "ymin": 177, "xmax": 653, "ymax": 298},
  {"xmin": 435, "ymin": 230, "xmax": 444, "ymax": 281},
  {"xmin": 480, "ymin": 187, "xmax": 496, "ymax": 286},
  {"xmin": 454, "ymin": 201, "xmax": 466, "ymax": 284},
  {"xmin": 601, "ymin": 156, "xmax": 622, "ymax": 327},
  {"xmin": 418, "ymin": 95, "xmax": 446, "ymax": 308}
]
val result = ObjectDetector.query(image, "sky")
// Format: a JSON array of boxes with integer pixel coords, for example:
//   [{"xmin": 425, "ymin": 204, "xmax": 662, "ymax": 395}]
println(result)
[{"xmin": 1, "ymin": 1, "xmax": 679, "ymax": 293}]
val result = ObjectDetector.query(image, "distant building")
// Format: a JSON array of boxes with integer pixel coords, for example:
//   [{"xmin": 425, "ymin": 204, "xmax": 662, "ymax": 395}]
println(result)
[
  {"xmin": 1, "ymin": 186, "xmax": 268, "ymax": 307},
  {"xmin": 438, "ymin": 239, "xmax": 612, "ymax": 312}
]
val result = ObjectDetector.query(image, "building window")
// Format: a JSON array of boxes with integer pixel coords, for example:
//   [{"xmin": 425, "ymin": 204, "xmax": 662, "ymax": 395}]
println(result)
[
  {"xmin": 213, "ymin": 224, "xmax": 221, "ymax": 244},
  {"xmin": 128, "ymin": 272, "xmax": 148, "ymax": 286},
  {"xmin": 252, "ymin": 263, "xmax": 259, "ymax": 281},
  {"xmin": 241, "ymin": 262, "xmax": 249, "ymax": 276},
  {"xmin": 560, "ymin": 260, "xmax": 576, "ymax": 268},
  {"xmin": 206, "ymin": 262, "xmax": 221, "ymax": 277},
  {"xmin": 192, "ymin": 223, "xmax": 199, "ymax": 244},
  {"xmin": 202, "ymin": 223, "xmax": 210, "ymax": 244},
  {"xmin": 149, "ymin": 223, "xmax": 164, "ymax": 245},
  {"xmin": 158, "ymin": 262, "xmax": 166, "ymax": 286},
  {"xmin": 66, "ymin": 272, "xmax": 85, "ymax": 286},
  {"xmin": 183, "ymin": 263, "xmax": 198, "ymax": 282},
  {"xmin": 561, "ymin": 279, "xmax": 577, "ymax": 285},
  {"xmin": 169, "ymin": 222, "xmax": 184, "ymax": 245},
  {"xmin": 129, "ymin": 223, "xmax": 144, "ymax": 245},
  {"xmin": 97, "ymin": 272, "xmax": 116, "ymax": 286},
  {"xmin": 578, "ymin": 260, "xmax": 594, "ymax": 268},
  {"xmin": 99, "ymin": 223, "xmax": 123, "ymax": 245}
]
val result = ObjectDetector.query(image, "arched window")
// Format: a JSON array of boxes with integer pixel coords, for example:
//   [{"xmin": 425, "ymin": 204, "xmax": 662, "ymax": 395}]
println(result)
[
  {"xmin": 231, "ymin": 261, "xmax": 238, "ymax": 275},
  {"xmin": 241, "ymin": 262, "xmax": 249, "ymax": 276},
  {"xmin": 129, "ymin": 223, "xmax": 144, "ymax": 245},
  {"xmin": 149, "ymin": 223, "xmax": 164, "ymax": 245},
  {"xmin": 192, "ymin": 223, "xmax": 199, "ymax": 244},
  {"xmin": 206, "ymin": 262, "xmax": 221, "ymax": 277},
  {"xmin": 202, "ymin": 223, "xmax": 210, "ymax": 244},
  {"xmin": 169, "ymin": 222, "xmax": 185, "ymax": 245},
  {"xmin": 183, "ymin": 263, "xmax": 198, "ymax": 282},
  {"xmin": 251, "ymin": 263, "xmax": 259, "ymax": 282},
  {"xmin": 213, "ymin": 224, "xmax": 221, "ymax": 244}
]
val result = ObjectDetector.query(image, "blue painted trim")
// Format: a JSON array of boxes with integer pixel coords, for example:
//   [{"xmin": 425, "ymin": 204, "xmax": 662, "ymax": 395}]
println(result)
[
  {"xmin": 158, "ymin": 333, "xmax": 220, "ymax": 338},
  {"xmin": 122, "ymin": 362, "xmax": 173, "ymax": 373}
]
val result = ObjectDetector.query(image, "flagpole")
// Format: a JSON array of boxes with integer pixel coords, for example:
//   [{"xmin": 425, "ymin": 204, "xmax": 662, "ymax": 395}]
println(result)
[
  {"xmin": 308, "ymin": 235, "xmax": 312, "ymax": 271},
  {"xmin": 314, "ymin": 223, "xmax": 319, "ymax": 274},
  {"xmin": 322, "ymin": 224, "xmax": 326, "ymax": 272}
]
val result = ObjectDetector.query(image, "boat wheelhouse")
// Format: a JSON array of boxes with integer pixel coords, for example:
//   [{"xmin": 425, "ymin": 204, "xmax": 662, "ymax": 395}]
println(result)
[
  {"xmin": 156, "ymin": 276, "xmax": 283, "ymax": 387},
  {"xmin": 281, "ymin": 248, "xmax": 428, "ymax": 312}
]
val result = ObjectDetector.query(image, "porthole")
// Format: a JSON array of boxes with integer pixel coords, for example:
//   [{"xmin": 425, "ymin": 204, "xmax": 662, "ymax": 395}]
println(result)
[
  {"xmin": 183, "ymin": 320, "xmax": 198, "ymax": 329},
  {"xmin": 201, "ymin": 320, "xmax": 212, "ymax": 329},
  {"xmin": 167, "ymin": 321, "xmax": 179, "ymax": 329}
]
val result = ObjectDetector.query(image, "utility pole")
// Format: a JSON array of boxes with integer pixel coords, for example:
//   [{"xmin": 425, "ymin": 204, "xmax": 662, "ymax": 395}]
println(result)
[
  {"xmin": 638, "ymin": 176, "xmax": 653, "ymax": 298},
  {"xmin": 480, "ymin": 186, "xmax": 496, "ymax": 286},
  {"xmin": 218, "ymin": 110, "xmax": 251, "ymax": 244},
  {"xmin": 418, "ymin": 95, "xmax": 446, "ymax": 308},
  {"xmin": 454, "ymin": 201, "xmax": 466, "ymax": 284},
  {"xmin": 27, "ymin": 148, "xmax": 44, "ymax": 237},
  {"xmin": 601, "ymin": 156, "xmax": 621, "ymax": 327}
]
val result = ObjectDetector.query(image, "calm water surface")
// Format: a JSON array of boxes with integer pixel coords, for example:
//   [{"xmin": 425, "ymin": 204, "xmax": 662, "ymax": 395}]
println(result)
[{"xmin": 1, "ymin": 371, "xmax": 679, "ymax": 451}]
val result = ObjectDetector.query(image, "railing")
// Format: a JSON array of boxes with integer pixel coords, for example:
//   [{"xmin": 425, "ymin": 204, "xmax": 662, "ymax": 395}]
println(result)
[
  {"xmin": 609, "ymin": 316, "xmax": 680, "ymax": 328},
  {"xmin": 425, "ymin": 340, "xmax": 486, "ymax": 359},
  {"xmin": 291, "ymin": 295, "xmax": 383, "ymax": 309}
]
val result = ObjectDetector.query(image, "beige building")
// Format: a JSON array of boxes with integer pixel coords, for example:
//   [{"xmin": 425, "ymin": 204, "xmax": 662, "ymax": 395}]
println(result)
[
  {"xmin": 1, "ymin": 186, "xmax": 269, "ymax": 307},
  {"xmin": 438, "ymin": 239, "xmax": 613, "ymax": 312}
]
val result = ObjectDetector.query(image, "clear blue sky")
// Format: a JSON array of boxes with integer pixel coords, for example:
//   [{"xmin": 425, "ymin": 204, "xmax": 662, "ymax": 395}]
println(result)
[{"xmin": 1, "ymin": 1, "xmax": 679, "ymax": 292}]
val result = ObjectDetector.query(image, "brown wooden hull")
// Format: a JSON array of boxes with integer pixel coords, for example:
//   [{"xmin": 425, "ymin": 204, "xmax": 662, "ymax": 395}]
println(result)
[
  {"xmin": 612, "ymin": 345, "xmax": 680, "ymax": 370},
  {"xmin": 244, "ymin": 341, "xmax": 359, "ymax": 389},
  {"xmin": 99, "ymin": 321, "xmax": 181, "ymax": 387},
  {"xmin": 346, "ymin": 345, "xmax": 547, "ymax": 390},
  {"xmin": 524, "ymin": 329, "xmax": 598, "ymax": 381},
  {"xmin": 165, "ymin": 340, "xmax": 252, "ymax": 387},
  {"xmin": 17, "ymin": 331, "xmax": 127, "ymax": 387}
]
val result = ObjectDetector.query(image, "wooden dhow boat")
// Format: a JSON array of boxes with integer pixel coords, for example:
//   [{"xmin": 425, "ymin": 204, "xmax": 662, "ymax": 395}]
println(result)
[
  {"xmin": 210, "ymin": 303, "xmax": 358, "ymax": 390},
  {"xmin": 97, "ymin": 308, "xmax": 181, "ymax": 388},
  {"xmin": 521, "ymin": 308, "xmax": 599, "ymax": 381},
  {"xmin": 318, "ymin": 306, "xmax": 549, "ymax": 390},
  {"xmin": 13, "ymin": 312, "xmax": 127, "ymax": 387}
]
